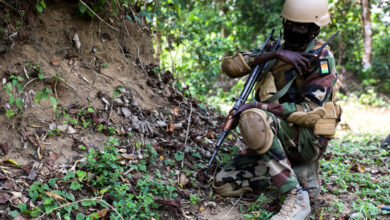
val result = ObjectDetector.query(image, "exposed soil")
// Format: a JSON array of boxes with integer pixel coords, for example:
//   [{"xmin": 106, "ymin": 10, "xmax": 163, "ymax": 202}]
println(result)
[
  {"xmin": 0, "ymin": 1, "xmax": 389, "ymax": 220},
  {"xmin": 0, "ymin": 0, "xmax": 166, "ymax": 167}
]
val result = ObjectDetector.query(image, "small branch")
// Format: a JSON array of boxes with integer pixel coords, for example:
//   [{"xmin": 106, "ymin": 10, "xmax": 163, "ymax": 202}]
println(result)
[
  {"xmin": 122, "ymin": 18, "xmax": 130, "ymax": 37},
  {"xmin": 113, "ymin": 36, "xmax": 128, "ymax": 63},
  {"xmin": 54, "ymin": 77, "xmax": 58, "ymax": 100},
  {"xmin": 98, "ymin": 198, "xmax": 125, "ymax": 220},
  {"xmin": 107, "ymin": 100, "xmax": 113, "ymax": 124},
  {"xmin": 37, "ymin": 197, "xmax": 102, "ymax": 219},
  {"xmin": 79, "ymin": 0, "xmax": 120, "ymax": 32},
  {"xmin": 221, "ymin": 194, "xmax": 242, "ymax": 220},
  {"xmin": 181, "ymin": 102, "xmax": 193, "ymax": 169},
  {"xmin": 23, "ymin": 78, "xmax": 40, "ymax": 90},
  {"xmin": 135, "ymin": 43, "xmax": 147, "ymax": 74},
  {"xmin": 36, "ymin": 197, "xmax": 125, "ymax": 220}
]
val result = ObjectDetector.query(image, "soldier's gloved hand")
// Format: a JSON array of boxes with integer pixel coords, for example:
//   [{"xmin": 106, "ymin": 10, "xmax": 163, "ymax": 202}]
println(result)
[
  {"xmin": 233, "ymin": 102, "xmax": 258, "ymax": 117},
  {"xmin": 276, "ymin": 50, "xmax": 318, "ymax": 75}
]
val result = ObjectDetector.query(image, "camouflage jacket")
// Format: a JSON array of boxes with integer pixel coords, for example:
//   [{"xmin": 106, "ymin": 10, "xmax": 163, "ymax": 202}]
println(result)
[{"xmin": 239, "ymin": 39, "xmax": 337, "ymax": 119}]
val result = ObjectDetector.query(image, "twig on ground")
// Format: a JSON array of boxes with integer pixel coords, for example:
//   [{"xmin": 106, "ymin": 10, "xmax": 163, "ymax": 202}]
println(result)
[
  {"xmin": 221, "ymin": 194, "xmax": 242, "ymax": 220},
  {"xmin": 79, "ymin": 0, "xmax": 119, "ymax": 32},
  {"xmin": 98, "ymin": 198, "xmax": 125, "ymax": 220},
  {"xmin": 129, "ymin": 204, "xmax": 144, "ymax": 220},
  {"xmin": 122, "ymin": 18, "xmax": 130, "ymax": 37},
  {"xmin": 54, "ymin": 77, "xmax": 58, "ymax": 100},
  {"xmin": 107, "ymin": 100, "xmax": 113, "ymax": 124},
  {"xmin": 113, "ymin": 36, "xmax": 128, "ymax": 63},
  {"xmin": 181, "ymin": 102, "xmax": 193, "ymax": 169},
  {"xmin": 23, "ymin": 78, "xmax": 41, "ymax": 90},
  {"xmin": 135, "ymin": 43, "xmax": 147, "ymax": 74}
]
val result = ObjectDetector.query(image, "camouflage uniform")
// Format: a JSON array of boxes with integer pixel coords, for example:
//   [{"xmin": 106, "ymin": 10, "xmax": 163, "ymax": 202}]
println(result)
[{"xmin": 215, "ymin": 40, "xmax": 337, "ymax": 194}]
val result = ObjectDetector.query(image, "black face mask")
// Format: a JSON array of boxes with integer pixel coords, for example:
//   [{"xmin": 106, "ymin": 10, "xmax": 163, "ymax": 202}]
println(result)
[{"xmin": 283, "ymin": 28, "xmax": 315, "ymax": 49}]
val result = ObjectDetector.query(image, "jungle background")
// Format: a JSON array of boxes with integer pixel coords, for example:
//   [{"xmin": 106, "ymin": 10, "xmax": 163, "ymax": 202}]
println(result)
[{"xmin": 0, "ymin": 0, "xmax": 389, "ymax": 219}]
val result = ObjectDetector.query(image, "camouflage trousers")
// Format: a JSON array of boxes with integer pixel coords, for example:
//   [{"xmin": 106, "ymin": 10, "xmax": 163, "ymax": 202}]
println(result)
[{"xmin": 215, "ymin": 109, "xmax": 327, "ymax": 194}]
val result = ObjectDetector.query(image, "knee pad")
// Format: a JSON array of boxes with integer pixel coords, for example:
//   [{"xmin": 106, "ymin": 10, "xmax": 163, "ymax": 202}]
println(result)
[{"xmin": 238, "ymin": 108, "xmax": 273, "ymax": 154}]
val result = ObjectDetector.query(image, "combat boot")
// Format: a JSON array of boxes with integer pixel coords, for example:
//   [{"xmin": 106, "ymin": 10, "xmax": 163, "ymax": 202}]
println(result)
[{"xmin": 270, "ymin": 186, "xmax": 311, "ymax": 220}]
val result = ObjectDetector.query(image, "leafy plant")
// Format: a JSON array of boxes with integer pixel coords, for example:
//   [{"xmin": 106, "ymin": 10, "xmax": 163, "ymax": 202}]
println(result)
[
  {"xmin": 4, "ymin": 75, "xmax": 25, "ymax": 118},
  {"xmin": 35, "ymin": 0, "xmax": 46, "ymax": 13},
  {"xmin": 34, "ymin": 87, "xmax": 57, "ymax": 112}
]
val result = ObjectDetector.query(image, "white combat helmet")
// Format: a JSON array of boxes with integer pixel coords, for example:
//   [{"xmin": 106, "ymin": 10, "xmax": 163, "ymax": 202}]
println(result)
[{"xmin": 281, "ymin": 0, "xmax": 330, "ymax": 27}]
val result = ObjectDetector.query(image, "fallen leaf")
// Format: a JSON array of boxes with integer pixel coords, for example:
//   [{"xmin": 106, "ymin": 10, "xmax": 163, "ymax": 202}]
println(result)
[
  {"xmin": 22, "ymin": 165, "xmax": 32, "ymax": 174},
  {"xmin": 0, "ymin": 143, "xmax": 9, "ymax": 155},
  {"xmin": 204, "ymin": 201, "xmax": 217, "ymax": 209},
  {"xmin": 3, "ymin": 180, "xmax": 15, "ymax": 190},
  {"xmin": 121, "ymin": 154, "xmax": 134, "ymax": 160},
  {"xmin": 351, "ymin": 163, "xmax": 365, "ymax": 173},
  {"xmin": 73, "ymin": 33, "xmax": 81, "ymax": 52},
  {"xmin": 2, "ymin": 158, "xmax": 20, "ymax": 167},
  {"xmin": 46, "ymin": 192, "xmax": 67, "ymax": 202},
  {"xmin": 0, "ymin": 192, "xmax": 10, "ymax": 204},
  {"xmin": 205, "ymin": 130, "xmax": 216, "ymax": 139},
  {"xmin": 67, "ymin": 126, "xmax": 77, "ymax": 134},
  {"xmin": 68, "ymin": 108, "xmax": 80, "ymax": 114},
  {"xmin": 166, "ymin": 122, "xmax": 175, "ymax": 133},
  {"xmin": 96, "ymin": 208, "xmax": 109, "ymax": 218},
  {"xmin": 26, "ymin": 169, "xmax": 37, "ymax": 181},
  {"xmin": 49, "ymin": 151, "xmax": 58, "ymax": 161},
  {"xmin": 171, "ymin": 106, "xmax": 179, "ymax": 117},
  {"xmin": 179, "ymin": 173, "xmax": 189, "ymax": 187},
  {"xmin": 9, "ymin": 191, "xmax": 28, "ymax": 206},
  {"xmin": 199, "ymin": 205, "xmax": 205, "ymax": 212},
  {"xmin": 154, "ymin": 198, "xmax": 181, "ymax": 217},
  {"xmin": 50, "ymin": 60, "xmax": 60, "ymax": 66}
]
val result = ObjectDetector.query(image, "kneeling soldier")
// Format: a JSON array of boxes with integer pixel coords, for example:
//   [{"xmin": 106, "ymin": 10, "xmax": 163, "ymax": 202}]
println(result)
[{"xmin": 213, "ymin": 0, "xmax": 341, "ymax": 219}]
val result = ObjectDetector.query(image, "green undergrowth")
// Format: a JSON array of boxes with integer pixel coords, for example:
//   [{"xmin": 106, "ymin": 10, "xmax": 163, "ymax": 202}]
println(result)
[
  {"xmin": 9, "ymin": 137, "xmax": 182, "ymax": 219},
  {"xmin": 317, "ymin": 134, "xmax": 389, "ymax": 219},
  {"xmin": 2, "ymin": 62, "xmax": 58, "ymax": 119}
]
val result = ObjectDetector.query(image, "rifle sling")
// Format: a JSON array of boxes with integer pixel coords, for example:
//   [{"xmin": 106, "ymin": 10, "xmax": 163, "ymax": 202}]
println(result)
[{"xmin": 263, "ymin": 40, "xmax": 315, "ymax": 103}]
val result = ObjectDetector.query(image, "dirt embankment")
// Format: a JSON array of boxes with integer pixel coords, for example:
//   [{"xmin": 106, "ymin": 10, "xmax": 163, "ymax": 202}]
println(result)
[
  {"xmin": 0, "ymin": 0, "xmax": 169, "ymax": 166},
  {"xmin": 0, "ymin": 2, "xmax": 247, "ymax": 219}
]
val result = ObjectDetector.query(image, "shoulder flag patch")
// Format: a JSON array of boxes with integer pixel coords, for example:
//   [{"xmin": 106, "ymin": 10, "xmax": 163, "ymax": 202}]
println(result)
[{"xmin": 320, "ymin": 59, "xmax": 330, "ymax": 75}]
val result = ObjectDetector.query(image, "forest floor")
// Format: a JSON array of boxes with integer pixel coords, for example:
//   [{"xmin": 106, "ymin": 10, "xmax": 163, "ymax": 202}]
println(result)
[{"xmin": 0, "ymin": 1, "xmax": 389, "ymax": 219}]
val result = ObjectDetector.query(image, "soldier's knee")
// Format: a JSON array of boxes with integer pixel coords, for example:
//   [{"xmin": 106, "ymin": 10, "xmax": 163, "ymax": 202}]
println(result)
[{"xmin": 239, "ymin": 108, "xmax": 273, "ymax": 154}]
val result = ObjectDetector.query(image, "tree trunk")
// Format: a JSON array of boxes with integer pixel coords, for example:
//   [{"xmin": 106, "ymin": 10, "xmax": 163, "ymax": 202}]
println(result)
[{"xmin": 361, "ymin": 0, "xmax": 372, "ymax": 70}]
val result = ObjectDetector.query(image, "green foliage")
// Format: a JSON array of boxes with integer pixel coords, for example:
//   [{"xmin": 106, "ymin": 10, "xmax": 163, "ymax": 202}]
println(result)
[
  {"xmin": 36, "ymin": 0, "xmax": 46, "ymax": 13},
  {"xmin": 20, "ymin": 180, "xmax": 82, "ymax": 218},
  {"xmin": 320, "ymin": 134, "xmax": 389, "ymax": 218},
  {"xmin": 77, "ymin": 136, "xmax": 179, "ymax": 218},
  {"xmin": 189, "ymin": 194, "xmax": 201, "ymax": 204},
  {"xmin": 240, "ymin": 193, "xmax": 274, "ymax": 219},
  {"xmin": 34, "ymin": 87, "xmax": 57, "ymax": 112},
  {"xmin": 151, "ymin": 0, "xmax": 390, "ymax": 106},
  {"xmin": 4, "ymin": 74, "xmax": 25, "ymax": 118}
]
